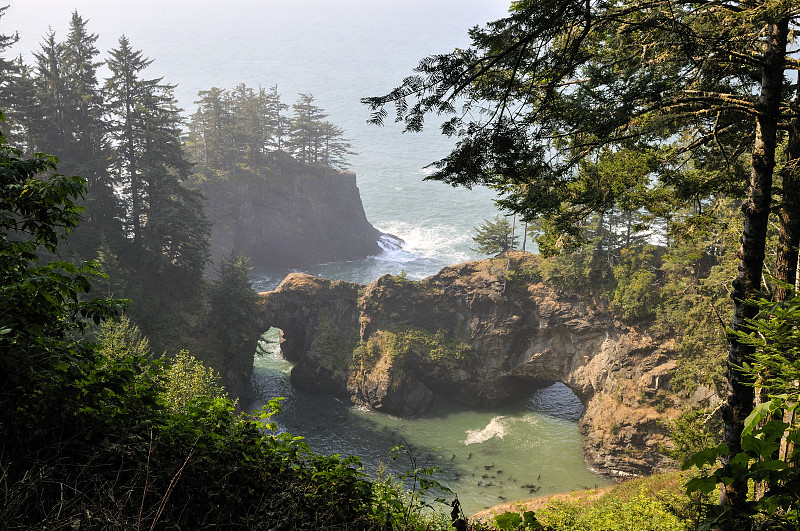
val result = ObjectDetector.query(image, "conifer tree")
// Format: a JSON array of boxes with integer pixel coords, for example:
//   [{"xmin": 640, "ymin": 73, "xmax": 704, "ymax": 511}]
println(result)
[
  {"xmin": 471, "ymin": 216, "xmax": 515, "ymax": 256},
  {"xmin": 60, "ymin": 13, "xmax": 119, "ymax": 248},
  {"xmin": 105, "ymin": 36, "xmax": 209, "ymax": 278},
  {"xmin": 263, "ymin": 84, "xmax": 289, "ymax": 155},
  {"xmin": 288, "ymin": 93, "xmax": 327, "ymax": 165},
  {"xmin": 187, "ymin": 87, "xmax": 233, "ymax": 171},
  {"xmin": 20, "ymin": 14, "xmax": 121, "ymax": 255},
  {"xmin": 317, "ymin": 120, "xmax": 355, "ymax": 172},
  {"xmin": 209, "ymin": 253, "xmax": 260, "ymax": 356},
  {"xmin": 105, "ymin": 36, "xmax": 156, "ymax": 246}
]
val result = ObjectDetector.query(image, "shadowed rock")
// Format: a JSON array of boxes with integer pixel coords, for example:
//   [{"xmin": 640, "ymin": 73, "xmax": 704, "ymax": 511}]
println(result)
[{"xmin": 257, "ymin": 252, "xmax": 688, "ymax": 476}]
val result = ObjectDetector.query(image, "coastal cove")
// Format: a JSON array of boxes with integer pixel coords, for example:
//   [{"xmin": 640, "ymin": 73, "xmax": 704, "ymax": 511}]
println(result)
[
  {"xmin": 250, "ymin": 327, "xmax": 609, "ymax": 515},
  {"xmin": 4, "ymin": 1, "xmax": 614, "ymax": 515},
  {"xmin": 5, "ymin": 0, "xmax": 800, "ymax": 527},
  {"xmin": 247, "ymin": 250, "xmax": 680, "ymax": 515}
]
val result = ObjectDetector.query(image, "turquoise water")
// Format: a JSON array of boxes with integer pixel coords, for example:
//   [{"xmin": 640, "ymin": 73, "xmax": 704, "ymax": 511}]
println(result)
[
  {"xmin": 250, "ymin": 330, "xmax": 608, "ymax": 515},
  {"xmin": 5, "ymin": 1, "xmax": 611, "ymax": 514}
]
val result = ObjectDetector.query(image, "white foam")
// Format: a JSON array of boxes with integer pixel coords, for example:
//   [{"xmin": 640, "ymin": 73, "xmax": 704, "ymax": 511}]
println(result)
[
  {"xmin": 463, "ymin": 416, "xmax": 507, "ymax": 445},
  {"xmin": 376, "ymin": 221, "xmax": 472, "ymax": 264}
]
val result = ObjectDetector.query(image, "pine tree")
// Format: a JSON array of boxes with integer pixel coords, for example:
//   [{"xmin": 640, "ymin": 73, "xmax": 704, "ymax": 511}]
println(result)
[
  {"xmin": 60, "ymin": 12, "xmax": 120, "ymax": 250},
  {"xmin": 471, "ymin": 216, "xmax": 515, "ymax": 256},
  {"xmin": 263, "ymin": 84, "xmax": 288, "ymax": 155},
  {"xmin": 288, "ymin": 93, "xmax": 327, "ymax": 165},
  {"xmin": 20, "ymin": 14, "xmax": 121, "ymax": 256},
  {"xmin": 209, "ymin": 253, "xmax": 260, "ymax": 355},
  {"xmin": 31, "ymin": 31, "xmax": 67, "ymax": 157},
  {"xmin": 317, "ymin": 120, "xmax": 355, "ymax": 172},
  {"xmin": 105, "ymin": 35, "xmax": 209, "ymax": 278},
  {"xmin": 187, "ymin": 87, "xmax": 233, "ymax": 171}
]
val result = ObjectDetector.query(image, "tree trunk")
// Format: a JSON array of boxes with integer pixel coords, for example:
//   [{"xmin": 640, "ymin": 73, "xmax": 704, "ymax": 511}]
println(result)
[
  {"xmin": 774, "ymin": 111, "xmax": 800, "ymax": 301},
  {"xmin": 720, "ymin": 18, "xmax": 789, "ymax": 528}
]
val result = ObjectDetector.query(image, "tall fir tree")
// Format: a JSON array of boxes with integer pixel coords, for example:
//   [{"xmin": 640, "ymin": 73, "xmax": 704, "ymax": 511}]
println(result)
[
  {"xmin": 105, "ymin": 35, "xmax": 209, "ymax": 280},
  {"xmin": 288, "ymin": 93, "xmax": 327, "ymax": 165}
]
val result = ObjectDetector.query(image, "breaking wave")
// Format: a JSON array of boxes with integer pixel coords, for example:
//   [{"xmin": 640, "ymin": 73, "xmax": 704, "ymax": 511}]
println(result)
[{"xmin": 463, "ymin": 416, "xmax": 507, "ymax": 445}]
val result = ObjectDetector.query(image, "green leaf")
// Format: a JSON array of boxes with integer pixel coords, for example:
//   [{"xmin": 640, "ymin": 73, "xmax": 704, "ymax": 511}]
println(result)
[
  {"xmin": 685, "ymin": 475, "xmax": 720, "ymax": 495},
  {"xmin": 495, "ymin": 511, "xmax": 523, "ymax": 530},
  {"xmin": 683, "ymin": 444, "xmax": 727, "ymax": 470},
  {"xmin": 743, "ymin": 400, "xmax": 777, "ymax": 436}
]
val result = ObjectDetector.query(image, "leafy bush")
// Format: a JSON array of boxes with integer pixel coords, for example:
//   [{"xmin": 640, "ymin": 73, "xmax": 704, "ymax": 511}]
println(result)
[
  {"xmin": 492, "ymin": 490, "xmax": 688, "ymax": 531},
  {"xmin": 162, "ymin": 350, "xmax": 227, "ymax": 412},
  {"xmin": 684, "ymin": 295, "xmax": 800, "ymax": 530}
]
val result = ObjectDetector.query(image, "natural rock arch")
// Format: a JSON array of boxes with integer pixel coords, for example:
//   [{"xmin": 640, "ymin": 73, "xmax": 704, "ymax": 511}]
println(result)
[{"xmin": 257, "ymin": 253, "xmax": 682, "ymax": 476}]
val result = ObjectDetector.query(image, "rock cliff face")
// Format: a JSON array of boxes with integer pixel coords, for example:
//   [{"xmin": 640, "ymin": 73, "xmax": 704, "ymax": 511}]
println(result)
[
  {"xmin": 257, "ymin": 252, "xmax": 683, "ymax": 477},
  {"xmin": 200, "ymin": 157, "xmax": 383, "ymax": 269}
]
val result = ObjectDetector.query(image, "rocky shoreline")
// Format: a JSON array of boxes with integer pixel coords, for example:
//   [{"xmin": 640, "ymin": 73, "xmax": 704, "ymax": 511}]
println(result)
[{"xmin": 257, "ymin": 252, "xmax": 688, "ymax": 476}]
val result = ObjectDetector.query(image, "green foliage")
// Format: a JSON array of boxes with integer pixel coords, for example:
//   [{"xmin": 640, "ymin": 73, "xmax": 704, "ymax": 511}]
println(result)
[
  {"xmin": 535, "ymin": 493, "xmax": 687, "ymax": 531},
  {"xmin": 162, "ymin": 350, "xmax": 227, "ymax": 412},
  {"xmin": 495, "ymin": 510, "xmax": 543, "ymax": 530},
  {"xmin": 308, "ymin": 314, "xmax": 359, "ymax": 371},
  {"xmin": 404, "ymin": 328, "xmax": 472, "ymax": 362},
  {"xmin": 0, "ymin": 116, "xmax": 445, "ymax": 530},
  {"xmin": 534, "ymin": 244, "xmax": 608, "ymax": 296},
  {"xmin": 371, "ymin": 442, "xmax": 457, "ymax": 531},
  {"xmin": 288, "ymin": 92, "xmax": 355, "ymax": 170},
  {"xmin": 490, "ymin": 477, "xmax": 694, "ymax": 531},
  {"xmin": 186, "ymin": 85, "xmax": 354, "ymax": 173},
  {"xmin": 105, "ymin": 35, "xmax": 211, "ymax": 278},
  {"xmin": 472, "ymin": 215, "xmax": 516, "ymax": 256},
  {"xmin": 684, "ymin": 397, "xmax": 800, "ymax": 530},
  {"xmin": 655, "ymin": 200, "xmax": 737, "ymax": 397},
  {"xmin": 0, "ymin": 120, "xmax": 124, "ymax": 422},
  {"xmin": 355, "ymin": 326, "xmax": 471, "ymax": 368},
  {"xmin": 665, "ymin": 408, "xmax": 723, "ymax": 465},
  {"xmin": 504, "ymin": 254, "xmax": 543, "ymax": 285},
  {"xmin": 209, "ymin": 253, "xmax": 261, "ymax": 354},
  {"xmin": 96, "ymin": 314, "xmax": 151, "ymax": 359},
  {"xmin": 368, "ymin": 3, "xmax": 797, "ymax": 520},
  {"xmin": 735, "ymin": 296, "xmax": 800, "ymax": 399},
  {"xmin": 684, "ymin": 295, "xmax": 800, "ymax": 529},
  {"xmin": 611, "ymin": 245, "xmax": 661, "ymax": 320}
]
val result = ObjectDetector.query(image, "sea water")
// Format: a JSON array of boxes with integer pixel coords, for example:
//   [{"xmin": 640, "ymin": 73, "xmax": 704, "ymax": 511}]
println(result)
[
  {"xmin": 251, "ymin": 329, "xmax": 607, "ymax": 515},
  {"xmin": 5, "ymin": 0, "xmax": 611, "ymax": 513}
]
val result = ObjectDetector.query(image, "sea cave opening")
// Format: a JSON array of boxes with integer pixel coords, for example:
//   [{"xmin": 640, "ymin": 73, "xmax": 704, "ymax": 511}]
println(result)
[{"xmin": 499, "ymin": 376, "xmax": 585, "ymax": 423}]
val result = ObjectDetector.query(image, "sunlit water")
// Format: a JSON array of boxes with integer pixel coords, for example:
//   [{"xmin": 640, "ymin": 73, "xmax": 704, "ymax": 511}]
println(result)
[
  {"xmin": 5, "ymin": 0, "xmax": 611, "ymax": 514},
  {"xmin": 251, "ymin": 329, "xmax": 607, "ymax": 515}
]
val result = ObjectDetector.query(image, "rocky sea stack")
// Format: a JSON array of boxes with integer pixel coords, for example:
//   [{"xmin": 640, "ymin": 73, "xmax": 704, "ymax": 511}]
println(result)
[{"xmin": 257, "ymin": 252, "xmax": 701, "ymax": 477}]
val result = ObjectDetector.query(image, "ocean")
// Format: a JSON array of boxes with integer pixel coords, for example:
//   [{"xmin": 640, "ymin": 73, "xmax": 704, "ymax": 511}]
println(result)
[{"xmin": 3, "ymin": 0, "xmax": 610, "ymax": 514}]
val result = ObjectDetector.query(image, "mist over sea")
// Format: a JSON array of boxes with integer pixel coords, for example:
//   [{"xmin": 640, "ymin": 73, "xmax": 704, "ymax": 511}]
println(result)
[
  {"xmin": 5, "ymin": 0, "xmax": 508, "ymax": 280},
  {"xmin": 4, "ymin": 1, "xmax": 610, "ymax": 513}
]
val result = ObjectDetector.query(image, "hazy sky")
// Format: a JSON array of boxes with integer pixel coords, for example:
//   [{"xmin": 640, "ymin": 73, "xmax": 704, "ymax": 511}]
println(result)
[{"xmin": 2, "ymin": 0, "xmax": 512, "ymax": 108}]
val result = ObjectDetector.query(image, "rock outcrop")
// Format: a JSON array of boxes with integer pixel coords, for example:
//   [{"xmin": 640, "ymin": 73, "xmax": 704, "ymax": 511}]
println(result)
[
  {"xmin": 258, "ymin": 252, "xmax": 683, "ymax": 477},
  {"xmin": 199, "ymin": 155, "xmax": 383, "ymax": 269}
]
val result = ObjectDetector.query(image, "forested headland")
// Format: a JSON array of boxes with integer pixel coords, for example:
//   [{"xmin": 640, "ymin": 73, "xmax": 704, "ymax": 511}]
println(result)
[
  {"xmin": 2, "ymin": 1, "xmax": 800, "ymax": 530},
  {"xmin": 0, "ymin": 10, "xmax": 382, "ymax": 399}
]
